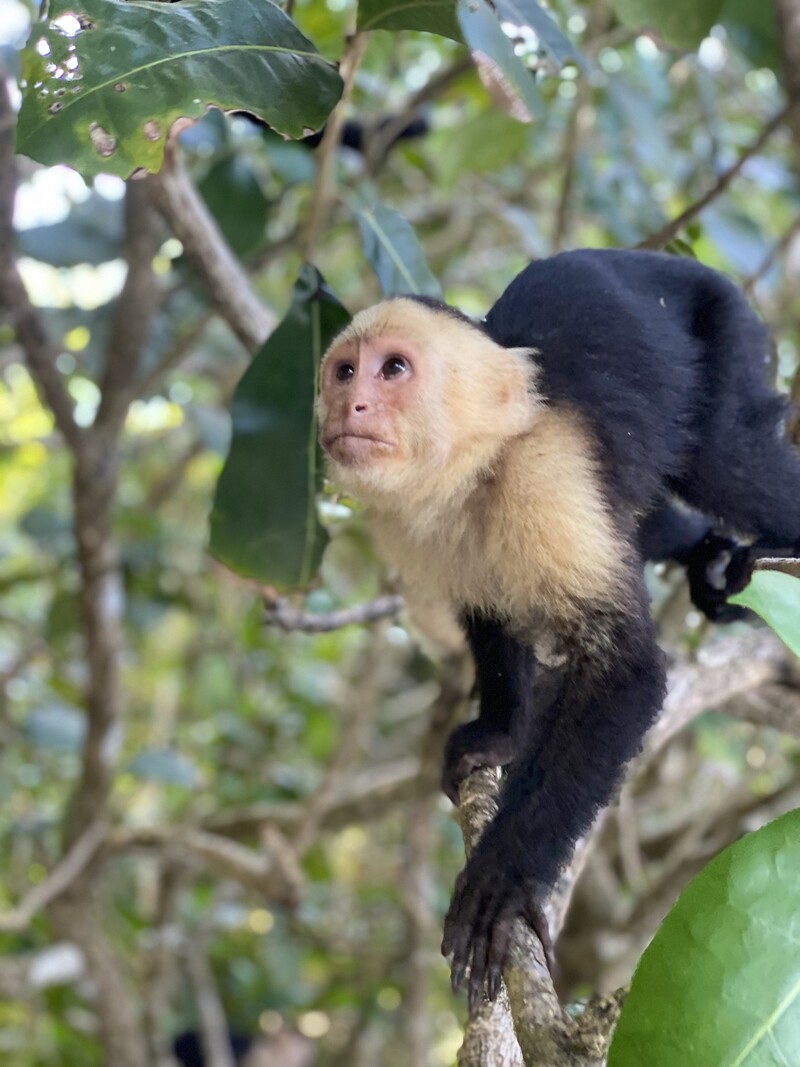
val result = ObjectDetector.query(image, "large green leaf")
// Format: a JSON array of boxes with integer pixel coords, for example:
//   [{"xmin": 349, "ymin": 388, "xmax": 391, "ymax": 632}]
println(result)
[
  {"xmin": 609, "ymin": 809, "xmax": 800, "ymax": 1066},
  {"xmin": 209, "ymin": 266, "xmax": 350, "ymax": 588},
  {"xmin": 357, "ymin": 0, "xmax": 462, "ymax": 41},
  {"xmin": 356, "ymin": 202, "xmax": 442, "ymax": 298},
  {"xmin": 611, "ymin": 0, "xmax": 724, "ymax": 49},
  {"xmin": 457, "ymin": 0, "xmax": 543, "ymax": 123},
  {"xmin": 198, "ymin": 156, "xmax": 271, "ymax": 260},
  {"xmin": 729, "ymin": 571, "xmax": 800, "ymax": 658},
  {"xmin": 17, "ymin": 0, "xmax": 342, "ymax": 179}
]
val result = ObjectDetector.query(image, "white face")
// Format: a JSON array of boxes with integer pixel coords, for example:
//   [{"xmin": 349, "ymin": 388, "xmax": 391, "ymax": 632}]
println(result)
[{"xmin": 318, "ymin": 332, "xmax": 423, "ymax": 470}]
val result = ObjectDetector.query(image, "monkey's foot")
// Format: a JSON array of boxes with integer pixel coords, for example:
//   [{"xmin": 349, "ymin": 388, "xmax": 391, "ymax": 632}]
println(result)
[
  {"xmin": 688, "ymin": 534, "xmax": 755, "ymax": 622},
  {"xmin": 441, "ymin": 721, "xmax": 515, "ymax": 805},
  {"xmin": 442, "ymin": 863, "xmax": 555, "ymax": 1013}
]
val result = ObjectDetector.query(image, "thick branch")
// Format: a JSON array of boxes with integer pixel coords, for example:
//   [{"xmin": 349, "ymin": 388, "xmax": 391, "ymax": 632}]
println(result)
[
  {"xmin": 149, "ymin": 156, "xmax": 274, "ymax": 353},
  {"xmin": 95, "ymin": 180, "xmax": 162, "ymax": 432}
]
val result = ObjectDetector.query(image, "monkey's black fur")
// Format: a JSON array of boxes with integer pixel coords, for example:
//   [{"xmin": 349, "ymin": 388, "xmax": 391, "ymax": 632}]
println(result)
[{"xmin": 440, "ymin": 249, "xmax": 800, "ymax": 1006}]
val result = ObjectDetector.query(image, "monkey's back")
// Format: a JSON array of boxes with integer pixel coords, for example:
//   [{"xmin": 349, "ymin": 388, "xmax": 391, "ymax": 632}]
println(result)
[{"xmin": 483, "ymin": 248, "xmax": 773, "ymax": 511}]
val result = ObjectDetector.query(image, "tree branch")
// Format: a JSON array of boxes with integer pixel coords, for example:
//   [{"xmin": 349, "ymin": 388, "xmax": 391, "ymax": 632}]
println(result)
[
  {"xmin": 95, "ymin": 180, "xmax": 163, "ymax": 432},
  {"xmin": 110, "ymin": 825, "xmax": 303, "ymax": 906},
  {"xmin": 148, "ymin": 156, "xmax": 275, "ymax": 353},
  {"xmin": 184, "ymin": 939, "xmax": 238, "ymax": 1067},
  {"xmin": 636, "ymin": 105, "xmax": 791, "ymax": 250},
  {"xmin": 302, "ymin": 32, "xmax": 369, "ymax": 259},
  {"xmin": 0, "ymin": 819, "xmax": 108, "ymax": 933},
  {"xmin": 0, "ymin": 72, "xmax": 82, "ymax": 452},
  {"xmin": 264, "ymin": 593, "xmax": 403, "ymax": 633}
]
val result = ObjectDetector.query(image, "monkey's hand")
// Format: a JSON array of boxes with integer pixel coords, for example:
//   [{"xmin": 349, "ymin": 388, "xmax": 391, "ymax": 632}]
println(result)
[
  {"xmin": 441, "ymin": 721, "xmax": 515, "ymax": 806},
  {"xmin": 441, "ymin": 853, "xmax": 554, "ymax": 1013},
  {"xmin": 687, "ymin": 533, "xmax": 755, "ymax": 622}
]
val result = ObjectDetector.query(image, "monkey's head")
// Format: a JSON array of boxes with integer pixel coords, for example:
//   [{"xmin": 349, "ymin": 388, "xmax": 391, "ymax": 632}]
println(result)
[{"xmin": 318, "ymin": 298, "xmax": 538, "ymax": 501}]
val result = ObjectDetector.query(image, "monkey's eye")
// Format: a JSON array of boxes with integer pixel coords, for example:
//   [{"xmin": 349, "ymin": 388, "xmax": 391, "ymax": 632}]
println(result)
[
  {"xmin": 380, "ymin": 355, "xmax": 408, "ymax": 379},
  {"xmin": 335, "ymin": 362, "xmax": 355, "ymax": 382}
]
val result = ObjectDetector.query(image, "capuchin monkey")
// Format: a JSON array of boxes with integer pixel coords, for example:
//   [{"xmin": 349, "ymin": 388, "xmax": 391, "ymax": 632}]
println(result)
[{"xmin": 316, "ymin": 248, "xmax": 800, "ymax": 1011}]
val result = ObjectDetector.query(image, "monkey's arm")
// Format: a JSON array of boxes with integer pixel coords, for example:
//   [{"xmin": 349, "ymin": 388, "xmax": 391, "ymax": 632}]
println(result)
[
  {"xmin": 442, "ymin": 583, "xmax": 666, "ymax": 1010},
  {"xmin": 442, "ymin": 612, "xmax": 535, "ymax": 804},
  {"xmin": 638, "ymin": 500, "xmax": 753, "ymax": 622}
]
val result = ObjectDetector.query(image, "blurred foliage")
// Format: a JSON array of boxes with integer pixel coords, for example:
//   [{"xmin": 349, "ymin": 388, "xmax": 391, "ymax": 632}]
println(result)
[{"xmin": 3, "ymin": 0, "xmax": 800, "ymax": 1064}]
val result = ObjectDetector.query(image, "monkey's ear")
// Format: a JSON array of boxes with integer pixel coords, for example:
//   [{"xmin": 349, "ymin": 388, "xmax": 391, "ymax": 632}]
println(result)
[{"xmin": 496, "ymin": 348, "xmax": 539, "ymax": 435}]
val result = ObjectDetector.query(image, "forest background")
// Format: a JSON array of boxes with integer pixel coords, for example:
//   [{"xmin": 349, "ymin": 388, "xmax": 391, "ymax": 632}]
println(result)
[{"xmin": 2, "ymin": 0, "xmax": 800, "ymax": 1064}]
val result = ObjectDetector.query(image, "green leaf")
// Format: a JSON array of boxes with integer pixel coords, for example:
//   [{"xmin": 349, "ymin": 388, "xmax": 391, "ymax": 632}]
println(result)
[
  {"xmin": 610, "ymin": 0, "xmax": 724, "ymax": 49},
  {"xmin": 429, "ymin": 108, "xmax": 528, "ymax": 187},
  {"xmin": 721, "ymin": 0, "xmax": 779, "ymax": 71},
  {"xmin": 198, "ymin": 156, "xmax": 270, "ymax": 260},
  {"xmin": 494, "ymin": 0, "xmax": 582, "ymax": 68},
  {"xmin": 209, "ymin": 266, "xmax": 350, "ymax": 588},
  {"xmin": 729, "ymin": 571, "xmax": 800, "ymax": 658},
  {"xmin": 457, "ymin": 0, "xmax": 543, "ymax": 123},
  {"xmin": 127, "ymin": 747, "xmax": 199, "ymax": 787},
  {"xmin": 23, "ymin": 702, "xmax": 87, "ymax": 753},
  {"xmin": 17, "ymin": 0, "xmax": 342, "ymax": 179},
  {"xmin": 355, "ymin": 202, "xmax": 442, "ymax": 298},
  {"xmin": 357, "ymin": 0, "xmax": 462, "ymax": 41},
  {"xmin": 609, "ymin": 809, "xmax": 800, "ymax": 1066},
  {"xmin": 17, "ymin": 193, "xmax": 123, "ymax": 266}
]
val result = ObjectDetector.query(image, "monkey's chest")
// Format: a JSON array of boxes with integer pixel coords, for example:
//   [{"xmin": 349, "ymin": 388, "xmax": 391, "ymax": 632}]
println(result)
[{"xmin": 374, "ymin": 513, "xmax": 549, "ymax": 620}]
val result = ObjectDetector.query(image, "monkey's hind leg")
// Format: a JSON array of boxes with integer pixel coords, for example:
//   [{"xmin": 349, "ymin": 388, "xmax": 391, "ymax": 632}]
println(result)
[{"xmin": 681, "ymin": 412, "xmax": 800, "ymax": 556}]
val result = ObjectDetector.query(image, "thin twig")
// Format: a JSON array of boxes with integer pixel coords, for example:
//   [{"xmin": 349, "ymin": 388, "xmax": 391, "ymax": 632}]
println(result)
[
  {"xmin": 0, "ymin": 820, "xmax": 108, "ymax": 933},
  {"xmin": 364, "ymin": 56, "xmax": 474, "ymax": 175},
  {"xmin": 264, "ymin": 593, "xmax": 403, "ymax": 633},
  {"xmin": 184, "ymin": 939, "xmax": 237, "ymax": 1067},
  {"xmin": 636, "ymin": 105, "xmax": 791, "ymax": 250},
  {"xmin": 742, "ymin": 216, "xmax": 800, "ymax": 293},
  {"xmin": 302, "ymin": 32, "xmax": 369, "ymax": 259}
]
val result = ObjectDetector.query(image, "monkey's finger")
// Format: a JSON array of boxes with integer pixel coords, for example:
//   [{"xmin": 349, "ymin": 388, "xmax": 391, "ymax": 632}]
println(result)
[
  {"xmin": 485, "ymin": 920, "xmax": 512, "ymax": 1002},
  {"xmin": 526, "ymin": 905, "xmax": 556, "ymax": 978},
  {"xmin": 450, "ymin": 952, "xmax": 467, "ymax": 994},
  {"xmin": 468, "ymin": 934, "xmax": 490, "ymax": 1014}
]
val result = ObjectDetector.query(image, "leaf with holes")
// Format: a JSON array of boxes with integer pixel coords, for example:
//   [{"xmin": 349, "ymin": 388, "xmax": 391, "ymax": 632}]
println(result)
[
  {"xmin": 356, "ymin": 202, "xmax": 442, "ymax": 298},
  {"xmin": 17, "ymin": 0, "xmax": 342, "ymax": 179},
  {"xmin": 209, "ymin": 266, "xmax": 350, "ymax": 588},
  {"xmin": 609, "ymin": 809, "xmax": 800, "ymax": 1066}
]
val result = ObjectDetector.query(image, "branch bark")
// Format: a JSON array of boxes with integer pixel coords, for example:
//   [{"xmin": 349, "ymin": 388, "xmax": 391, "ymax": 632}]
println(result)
[
  {"xmin": 149, "ymin": 155, "xmax": 275, "ymax": 353},
  {"xmin": 0, "ymin": 74, "xmax": 82, "ymax": 451}
]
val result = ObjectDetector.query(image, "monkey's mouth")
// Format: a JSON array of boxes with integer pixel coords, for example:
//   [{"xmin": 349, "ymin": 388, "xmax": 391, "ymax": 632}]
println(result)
[{"xmin": 324, "ymin": 432, "xmax": 395, "ymax": 462}]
